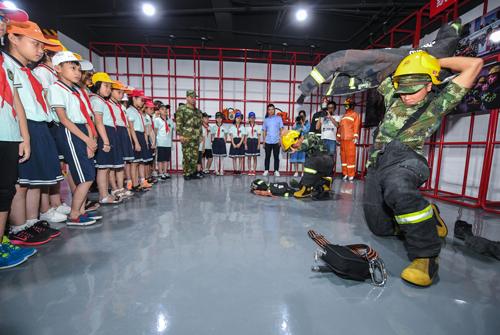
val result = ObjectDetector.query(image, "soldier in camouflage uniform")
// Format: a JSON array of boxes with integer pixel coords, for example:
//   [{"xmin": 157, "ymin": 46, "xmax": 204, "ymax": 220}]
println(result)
[
  {"xmin": 363, "ymin": 51, "xmax": 483, "ymax": 286},
  {"xmin": 282, "ymin": 130, "xmax": 333, "ymax": 200},
  {"xmin": 176, "ymin": 90, "xmax": 203, "ymax": 180}
]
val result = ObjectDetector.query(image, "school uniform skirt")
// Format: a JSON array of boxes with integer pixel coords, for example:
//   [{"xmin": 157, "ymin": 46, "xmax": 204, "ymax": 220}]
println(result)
[
  {"xmin": 116, "ymin": 126, "xmax": 135, "ymax": 161},
  {"xmin": 95, "ymin": 125, "xmax": 124, "ymax": 169},
  {"xmin": 212, "ymin": 138, "xmax": 227, "ymax": 157},
  {"xmin": 148, "ymin": 138, "xmax": 155, "ymax": 159},
  {"xmin": 133, "ymin": 130, "xmax": 152, "ymax": 163},
  {"xmin": 48, "ymin": 122, "xmax": 64, "ymax": 160},
  {"xmin": 18, "ymin": 120, "xmax": 64, "ymax": 186},
  {"xmin": 245, "ymin": 138, "xmax": 260, "ymax": 156},
  {"xmin": 229, "ymin": 138, "xmax": 245, "ymax": 158},
  {"xmin": 56, "ymin": 124, "xmax": 96, "ymax": 185}
]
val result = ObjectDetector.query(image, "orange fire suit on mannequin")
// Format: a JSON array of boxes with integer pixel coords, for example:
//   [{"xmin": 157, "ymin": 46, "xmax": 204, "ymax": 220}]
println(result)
[{"xmin": 337, "ymin": 109, "xmax": 361, "ymax": 178}]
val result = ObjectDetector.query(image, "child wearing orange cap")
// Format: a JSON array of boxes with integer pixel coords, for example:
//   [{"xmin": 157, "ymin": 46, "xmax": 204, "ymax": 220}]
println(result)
[
  {"xmin": 0, "ymin": 3, "xmax": 38, "ymax": 269},
  {"xmin": 47, "ymin": 51, "xmax": 98, "ymax": 226},
  {"xmin": 34, "ymin": 39, "xmax": 73, "ymax": 224},
  {"xmin": 109, "ymin": 81, "xmax": 134, "ymax": 198},
  {"xmin": 89, "ymin": 72, "xmax": 124, "ymax": 204},
  {"xmin": 3, "ymin": 21, "xmax": 63, "ymax": 245}
]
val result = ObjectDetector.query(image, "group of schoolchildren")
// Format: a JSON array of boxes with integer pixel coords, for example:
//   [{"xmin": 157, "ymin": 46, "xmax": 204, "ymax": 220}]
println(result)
[
  {"xmin": 0, "ymin": 3, "xmax": 177, "ymax": 269},
  {"xmin": 197, "ymin": 111, "xmax": 261, "ymax": 176}
]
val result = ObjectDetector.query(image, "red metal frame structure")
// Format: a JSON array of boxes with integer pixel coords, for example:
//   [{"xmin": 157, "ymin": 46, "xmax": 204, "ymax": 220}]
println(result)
[
  {"xmin": 89, "ymin": 0, "xmax": 499, "ymax": 213},
  {"xmin": 89, "ymin": 43, "xmax": 326, "ymax": 175}
]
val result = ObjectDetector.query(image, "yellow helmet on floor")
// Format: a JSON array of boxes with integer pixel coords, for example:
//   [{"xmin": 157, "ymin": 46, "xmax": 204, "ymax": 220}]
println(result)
[
  {"xmin": 393, "ymin": 51, "xmax": 441, "ymax": 88},
  {"xmin": 282, "ymin": 130, "xmax": 301, "ymax": 151}
]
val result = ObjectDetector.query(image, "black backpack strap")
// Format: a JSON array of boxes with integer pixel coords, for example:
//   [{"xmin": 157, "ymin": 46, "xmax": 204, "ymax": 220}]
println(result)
[{"xmin": 395, "ymin": 92, "xmax": 435, "ymax": 137}]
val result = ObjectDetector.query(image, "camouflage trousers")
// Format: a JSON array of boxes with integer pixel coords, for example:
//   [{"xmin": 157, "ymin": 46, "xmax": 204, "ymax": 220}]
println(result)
[{"xmin": 181, "ymin": 140, "xmax": 199, "ymax": 175}]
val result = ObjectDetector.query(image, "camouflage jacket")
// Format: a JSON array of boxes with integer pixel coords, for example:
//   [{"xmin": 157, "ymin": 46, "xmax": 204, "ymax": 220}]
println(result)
[
  {"xmin": 299, "ymin": 133, "xmax": 327, "ymax": 156},
  {"xmin": 175, "ymin": 104, "xmax": 203, "ymax": 141},
  {"xmin": 374, "ymin": 77, "xmax": 469, "ymax": 157}
]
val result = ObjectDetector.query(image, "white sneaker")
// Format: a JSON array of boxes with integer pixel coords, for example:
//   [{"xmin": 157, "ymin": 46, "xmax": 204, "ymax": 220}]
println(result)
[
  {"xmin": 40, "ymin": 208, "xmax": 67, "ymax": 223},
  {"xmin": 274, "ymin": 171, "xmax": 280, "ymax": 177},
  {"xmin": 342, "ymin": 175, "xmax": 348, "ymax": 181},
  {"xmin": 56, "ymin": 203, "xmax": 71, "ymax": 215},
  {"xmin": 220, "ymin": 170, "xmax": 224, "ymax": 176},
  {"xmin": 262, "ymin": 170, "xmax": 269, "ymax": 176},
  {"xmin": 348, "ymin": 176, "xmax": 354, "ymax": 182},
  {"xmin": 293, "ymin": 172, "xmax": 299, "ymax": 177}
]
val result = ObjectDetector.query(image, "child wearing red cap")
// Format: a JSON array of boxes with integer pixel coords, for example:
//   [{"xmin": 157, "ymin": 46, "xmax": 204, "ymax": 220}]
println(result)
[
  {"xmin": 143, "ymin": 100, "xmax": 156, "ymax": 185},
  {"xmin": 0, "ymin": 3, "xmax": 38, "ymax": 269},
  {"xmin": 4, "ymin": 21, "xmax": 63, "ymax": 245}
]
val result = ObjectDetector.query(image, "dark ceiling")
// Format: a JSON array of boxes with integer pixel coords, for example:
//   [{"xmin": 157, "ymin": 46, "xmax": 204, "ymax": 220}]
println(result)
[{"xmin": 19, "ymin": 0, "xmax": 483, "ymax": 53}]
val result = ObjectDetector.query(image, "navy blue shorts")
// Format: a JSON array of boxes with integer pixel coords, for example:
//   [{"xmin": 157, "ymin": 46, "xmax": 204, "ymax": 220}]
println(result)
[
  {"xmin": 212, "ymin": 138, "xmax": 227, "ymax": 157},
  {"xmin": 48, "ymin": 122, "xmax": 64, "ymax": 160},
  {"xmin": 157, "ymin": 147, "xmax": 171, "ymax": 162},
  {"xmin": 57, "ymin": 124, "xmax": 96, "ymax": 185},
  {"xmin": 245, "ymin": 138, "xmax": 260, "ymax": 156},
  {"xmin": 117, "ymin": 126, "xmax": 134, "ymax": 161},
  {"xmin": 95, "ymin": 125, "xmax": 124, "ymax": 169},
  {"xmin": 18, "ymin": 120, "xmax": 64, "ymax": 186}
]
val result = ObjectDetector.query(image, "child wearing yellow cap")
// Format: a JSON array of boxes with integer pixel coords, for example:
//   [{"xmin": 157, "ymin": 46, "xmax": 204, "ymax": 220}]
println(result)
[{"xmin": 89, "ymin": 72, "xmax": 125, "ymax": 204}]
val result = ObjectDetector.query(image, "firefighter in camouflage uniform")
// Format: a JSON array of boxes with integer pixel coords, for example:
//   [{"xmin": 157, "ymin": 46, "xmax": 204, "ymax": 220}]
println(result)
[
  {"xmin": 176, "ymin": 90, "xmax": 203, "ymax": 180},
  {"xmin": 363, "ymin": 51, "xmax": 483, "ymax": 286}
]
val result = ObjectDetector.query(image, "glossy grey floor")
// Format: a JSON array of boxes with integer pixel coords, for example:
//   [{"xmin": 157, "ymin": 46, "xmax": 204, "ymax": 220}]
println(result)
[{"xmin": 1, "ymin": 176, "xmax": 499, "ymax": 335}]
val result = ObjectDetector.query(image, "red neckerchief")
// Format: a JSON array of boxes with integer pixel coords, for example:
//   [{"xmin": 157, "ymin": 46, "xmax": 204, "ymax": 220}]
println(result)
[
  {"xmin": 0, "ymin": 54, "xmax": 16, "ymax": 117},
  {"xmin": 138, "ymin": 109, "xmax": 146, "ymax": 131},
  {"xmin": 250, "ymin": 123, "xmax": 255, "ymax": 137},
  {"xmin": 111, "ymin": 99, "xmax": 128, "ymax": 126},
  {"xmin": 216, "ymin": 123, "xmax": 222, "ymax": 137},
  {"xmin": 21, "ymin": 67, "xmax": 48, "ymax": 113},
  {"xmin": 161, "ymin": 116, "xmax": 170, "ymax": 133},
  {"xmin": 95, "ymin": 95, "xmax": 116, "ymax": 128},
  {"xmin": 55, "ymin": 81, "xmax": 97, "ymax": 137},
  {"xmin": 37, "ymin": 63, "xmax": 58, "ymax": 79},
  {"xmin": 148, "ymin": 115, "xmax": 154, "ymax": 131},
  {"xmin": 236, "ymin": 124, "xmax": 241, "ymax": 137},
  {"xmin": 79, "ymin": 88, "xmax": 94, "ymax": 117}
]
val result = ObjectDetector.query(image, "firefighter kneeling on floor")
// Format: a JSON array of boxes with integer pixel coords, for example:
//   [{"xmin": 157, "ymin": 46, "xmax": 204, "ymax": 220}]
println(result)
[
  {"xmin": 364, "ymin": 51, "xmax": 483, "ymax": 287},
  {"xmin": 282, "ymin": 130, "xmax": 333, "ymax": 200}
]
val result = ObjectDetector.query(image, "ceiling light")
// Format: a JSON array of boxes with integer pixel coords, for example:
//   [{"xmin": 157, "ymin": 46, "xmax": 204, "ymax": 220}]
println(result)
[
  {"xmin": 142, "ymin": 3, "xmax": 156, "ymax": 16},
  {"xmin": 3, "ymin": 1, "xmax": 17, "ymax": 9},
  {"xmin": 490, "ymin": 30, "xmax": 500, "ymax": 43},
  {"xmin": 295, "ymin": 9, "xmax": 308, "ymax": 22}
]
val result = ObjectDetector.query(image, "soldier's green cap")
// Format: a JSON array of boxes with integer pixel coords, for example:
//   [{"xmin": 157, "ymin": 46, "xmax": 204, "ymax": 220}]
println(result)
[
  {"xmin": 186, "ymin": 90, "xmax": 198, "ymax": 98},
  {"xmin": 394, "ymin": 74, "xmax": 431, "ymax": 94}
]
